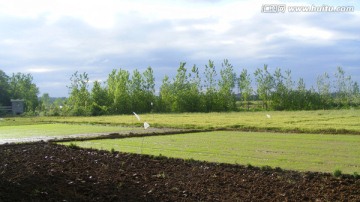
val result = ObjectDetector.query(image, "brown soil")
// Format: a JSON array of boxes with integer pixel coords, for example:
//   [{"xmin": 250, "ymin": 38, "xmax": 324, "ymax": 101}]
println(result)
[{"xmin": 0, "ymin": 142, "xmax": 359, "ymax": 202}]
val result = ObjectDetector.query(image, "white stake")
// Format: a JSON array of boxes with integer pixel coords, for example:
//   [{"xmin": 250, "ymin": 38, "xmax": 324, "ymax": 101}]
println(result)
[
  {"xmin": 133, "ymin": 112, "xmax": 140, "ymax": 121},
  {"xmin": 144, "ymin": 122, "xmax": 150, "ymax": 129}
]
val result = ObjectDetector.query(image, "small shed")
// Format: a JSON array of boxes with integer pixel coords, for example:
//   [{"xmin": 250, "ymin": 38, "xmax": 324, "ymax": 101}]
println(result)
[{"xmin": 11, "ymin": 99, "xmax": 24, "ymax": 115}]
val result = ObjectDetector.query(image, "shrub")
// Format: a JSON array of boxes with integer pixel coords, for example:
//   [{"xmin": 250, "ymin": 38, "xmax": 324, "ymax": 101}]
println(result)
[
  {"xmin": 333, "ymin": 169, "xmax": 342, "ymax": 177},
  {"xmin": 261, "ymin": 165, "xmax": 272, "ymax": 171},
  {"xmin": 68, "ymin": 143, "xmax": 80, "ymax": 149}
]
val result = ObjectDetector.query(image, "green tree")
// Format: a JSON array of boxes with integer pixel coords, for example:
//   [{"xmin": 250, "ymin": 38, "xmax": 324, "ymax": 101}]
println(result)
[
  {"xmin": 316, "ymin": 72, "xmax": 331, "ymax": 109},
  {"xmin": 204, "ymin": 60, "xmax": 218, "ymax": 112},
  {"xmin": 254, "ymin": 65, "xmax": 274, "ymax": 110},
  {"xmin": 173, "ymin": 62, "xmax": 191, "ymax": 112},
  {"xmin": 295, "ymin": 78, "xmax": 306, "ymax": 110},
  {"xmin": 218, "ymin": 59, "xmax": 236, "ymax": 111},
  {"xmin": 0, "ymin": 70, "xmax": 11, "ymax": 106},
  {"xmin": 159, "ymin": 75, "xmax": 174, "ymax": 112},
  {"xmin": 334, "ymin": 67, "xmax": 353, "ymax": 107},
  {"xmin": 352, "ymin": 82, "xmax": 360, "ymax": 106},
  {"xmin": 284, "ymin": 70, "xmax": 295, "ymax": 110},
  {"xmin": 143, "ymin": 66, "xmax": 156, "ymax": 112},
  {"xmin": 8, "ymin": 73, "xmax": 39, "ymax": 112},
  {"xmin": 67, "ymin": 71, "xmax": 91, "ymax": 115},
  {"xmin": 271, "ymin": 68, "xmax": 287, "ymax": 110},
  {"xmin": 130, "ymin": 69, "xmax": 147, "ymax": 113},
  {"xmin": 39, "ymin": 93, "xmax": 51, "ymax": 115},
  {"xmin": 238, "ymin": 68, "xmax": 253, "ymax": 110},
  {"xmin": 91, "ymin": 80, "xmax": 109, "ymax": 115},
  {"xmin": 188, "ymin": 65, "xmax": 203, "ymax": 112},
  {"xmin": 107, "ymin": 69, "xmax": 131, "ymax": 114}
]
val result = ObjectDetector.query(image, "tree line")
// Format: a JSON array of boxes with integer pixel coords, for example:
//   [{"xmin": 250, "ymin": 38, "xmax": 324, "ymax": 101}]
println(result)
[
  {"xmin": 1, "ymin": 60, "xmax": 359, "ymax": 116},
  {"xmin": 0, "ymin": 70, "xmax": 39, "ymax": 115}
]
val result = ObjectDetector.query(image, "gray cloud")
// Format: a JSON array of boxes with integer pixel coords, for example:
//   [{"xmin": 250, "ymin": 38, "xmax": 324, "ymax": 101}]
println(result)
[{"xmin": 0, "ymin": 1, "xmax": 359, "ymax": 97}]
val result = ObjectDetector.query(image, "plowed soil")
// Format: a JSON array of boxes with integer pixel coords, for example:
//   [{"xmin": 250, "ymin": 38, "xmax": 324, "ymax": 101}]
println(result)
[{"xmin": 0, "ymin": 142, "xmax": 359, "ymax": 201}]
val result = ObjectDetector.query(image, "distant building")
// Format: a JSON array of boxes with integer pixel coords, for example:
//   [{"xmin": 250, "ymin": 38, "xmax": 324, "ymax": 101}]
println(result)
[{"xmin": 11, "ymin": 99, "xmax": 24, "ymax": 115}]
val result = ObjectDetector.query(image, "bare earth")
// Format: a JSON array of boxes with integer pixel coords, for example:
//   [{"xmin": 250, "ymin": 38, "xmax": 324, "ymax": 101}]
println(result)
[{"xmin": 0, "ymin": 142, "xmax": 359, "ymax": 201}]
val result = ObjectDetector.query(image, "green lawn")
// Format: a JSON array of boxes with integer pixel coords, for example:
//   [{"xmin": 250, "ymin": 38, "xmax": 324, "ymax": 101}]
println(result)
[
  {"xmin": 26, "ymin": 109, "xmax": 360, "ymax": 134},
  {"xmin": 61, "ymin": 131, "xmax": 360, "ymax": 174}
]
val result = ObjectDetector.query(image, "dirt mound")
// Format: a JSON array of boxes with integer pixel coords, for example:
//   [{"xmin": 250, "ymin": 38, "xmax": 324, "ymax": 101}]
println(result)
[{"xmin": 0, "ymin": 142, "xmax": 359, "ymax": 201}]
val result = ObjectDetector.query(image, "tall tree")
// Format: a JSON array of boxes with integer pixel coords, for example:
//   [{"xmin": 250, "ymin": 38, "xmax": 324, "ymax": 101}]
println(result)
[
  {"xmin": 130, "ymin": 69, "xmax": 146, "ymax": 113},
  {"xmin": 8, "ymin": 73, "xmax": 39, "ymax": 112},
  {"xmin": 39, "ymin": 93, "xmax": 51, "ymax": 115},
  {"xmin": 334, "ymin": 66, "xmax": 352, "ymax": 107},
  {"xmin": 159, "ymin": 75, "xmax": 174, "ymax": 112},
  {"xmin": 284, "ymin": 70, "xmax": 295, "ymax": 110},
  {"xmin": 143, "ymin": 66, "xmax": 156, "ymax": 112},
  {"xmin": 352, "ymin": 82, "xmax": 360, "ymax": 106},
  {"xmin": 0, "ymin": 70, "xmax": 10, "ymax": 106},
  {"xmin": 188, "ymin": 65, "xmax": 203, "ymax": 112},
  {"xmin": 173, "ymin": 62, "xmax": 191, "ymax": 112},
  {"xmin": 204, "ymin": 60, "xmax": 218, "ymax": 112},
  {"xmin": 316, "ymin": 72, "xmax": 331, "ymax": 109},
  {"xmin": 238, "ymin": 68, "xmax": 253, "ymax": 110},
  {"xmin": 254, "ymin": 65, "xmax": 274, "ymax": 110},
  {"xmin": 67, "ymin": 71, "xmax": 91, "ymax": 115},
  {"xmin": 107, "ymin": 69, "xmax": 131, "ymax": 114},
  {"xmin": 219, "ymin": 59, "xmax": 236, "ymax": 111},
  {"xmin": 271, "ymin": 68, "xmax": 287, "ymax": 110},
  {"xmin": 91, "ymin": 80, "xmax": 109, "ymax": 115},
  {"xmin": 296, "ymin": 78, "xmax": 307, "ymax": 110}
]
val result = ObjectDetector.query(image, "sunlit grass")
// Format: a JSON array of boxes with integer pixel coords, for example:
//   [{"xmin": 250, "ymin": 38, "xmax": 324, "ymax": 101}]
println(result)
[
  {"xmin": 26, "ymin": 109, "xmax": 360, "ymax": 134},
  {"xmin": 61, "ymin": 131, "xmax": 360, "ymax": 174}
]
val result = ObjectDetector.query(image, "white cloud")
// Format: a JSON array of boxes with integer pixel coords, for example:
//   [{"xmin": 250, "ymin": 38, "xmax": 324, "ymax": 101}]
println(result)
[
  {"xmin": 27, "ymin": 68, "xmax": 57, "ymax": 73},
  {"xmin": 0, "ymin": 0, "xmax": 359, "ymax": 96},
  {"xmin": 276, "ymin": 25, "xmax": 334, "ymax": 42}
]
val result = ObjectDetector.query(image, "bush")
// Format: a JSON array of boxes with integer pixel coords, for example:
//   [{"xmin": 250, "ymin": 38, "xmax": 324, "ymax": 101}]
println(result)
[
  {"xmin": 68, "ymin": 143, "xmax": 80, "ymax": 149},
  {"xmin": 333, "ymin": 169, "xmax": 342, "ymax": 177}
]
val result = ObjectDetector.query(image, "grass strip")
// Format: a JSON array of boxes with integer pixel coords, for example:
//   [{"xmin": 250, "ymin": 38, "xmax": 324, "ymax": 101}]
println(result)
[{"xmin": 60, "ymin": 131, "xmax": 360, "ymax": 174}]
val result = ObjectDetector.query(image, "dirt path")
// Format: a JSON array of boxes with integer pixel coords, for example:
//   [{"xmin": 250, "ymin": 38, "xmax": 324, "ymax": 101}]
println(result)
[{"xmin": 0, "ymin": 127, "xmax": 194, "ymax": 145}]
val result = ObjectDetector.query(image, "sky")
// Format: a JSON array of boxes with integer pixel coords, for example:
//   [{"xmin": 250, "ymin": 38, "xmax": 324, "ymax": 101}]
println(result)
[{"xmin": 1, "ymin": 0, "xmax": 359, "ymax": 97}]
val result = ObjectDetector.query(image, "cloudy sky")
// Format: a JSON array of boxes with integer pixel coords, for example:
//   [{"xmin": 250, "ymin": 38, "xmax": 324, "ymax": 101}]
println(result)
[{"xmin": 1, "ymin": 0, "xmax": 359, "ymax": 97}]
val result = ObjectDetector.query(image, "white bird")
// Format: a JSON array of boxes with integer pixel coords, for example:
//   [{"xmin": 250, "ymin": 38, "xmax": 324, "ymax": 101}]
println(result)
[
  {"xmin": 144, "ymin": 122, "xmax": 150, "ymax": 129},
  {"xmin": 266, "ymin": 114, "xmax": 271, "ymax": 118},
  {"xmin": 133, "ymin": 112, "xmax": 140, "ymax": 121}
]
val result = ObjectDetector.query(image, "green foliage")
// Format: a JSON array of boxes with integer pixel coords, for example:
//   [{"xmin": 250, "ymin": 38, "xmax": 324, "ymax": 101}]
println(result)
[
  {"xmin": 90, "ymin": 81, "xmax": 109, "ymax": 116},
  {"xmin": 238, "ymin": 68, "xmax": 253, "ymax": 110},
  {"xmin": 204, "ymin": 60, "xmax": 218, "ymax": 112},
  {"xmin": 68, "ymin": 143, "xmax": 80, "ymax": 149},
  {"xmin": 9, "ymin": 72, "xmax": 39, "ymax": 112},
  {"xmin": 333, "ymin": 169, "xmax": 342, "ymax": 177},
  {"xmin": 32, "ymin": 61, "xmax": 360, "ymax": 115},
  {"xmin": 218, "ymin": 59, "xmax": 236, "ymax": 111},
  {"xmin": 66, "ymin": 72, "xmax": 91, "ymax": 116},
  {"xmin": 261, "ymin": 165, "xmax": 272, "ymax": 171},
  {"xmin": 0, "ymin": 70, "xmax": 11, "ymax": 106},
  {"xmin": 254, "ymin": 65, "xmax": 274, "ymax": 110}
]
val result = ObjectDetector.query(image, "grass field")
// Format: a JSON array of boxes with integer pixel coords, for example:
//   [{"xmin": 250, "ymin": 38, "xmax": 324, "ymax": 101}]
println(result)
[
  {"xmin": 61, "ymin": 131, "xmax": 360, "ymax": 174},
  {"xmin": 23, "ymin": 109, "xmax": 360, "ymax": 134},
  {"xmin": 2, "ymin": 109, "xmax": 360, "ymax": 174}
]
